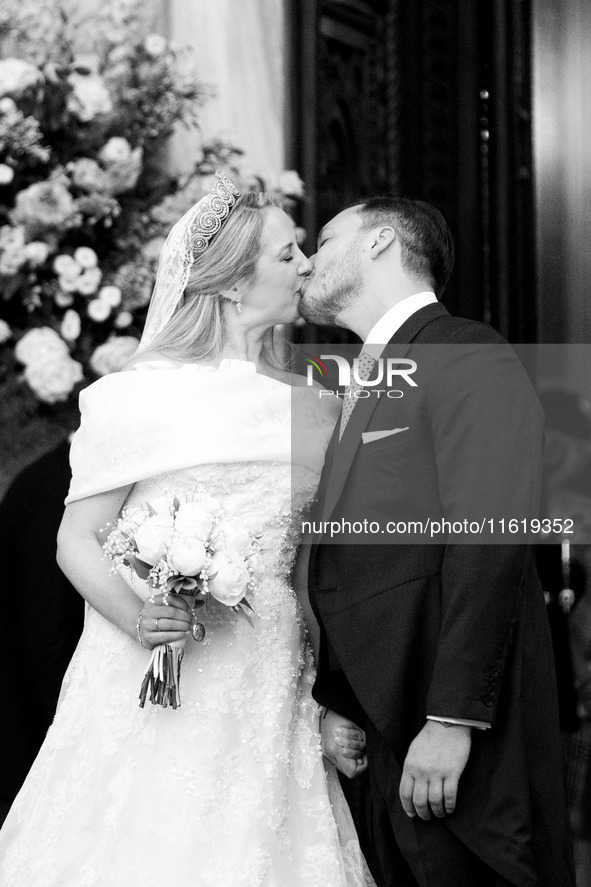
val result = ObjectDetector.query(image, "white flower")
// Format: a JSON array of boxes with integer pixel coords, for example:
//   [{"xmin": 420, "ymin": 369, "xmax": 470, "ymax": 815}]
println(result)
[
  {"xmin": 0, "ymin": 225, "xmax": 25, "ymax": 251},
  {"xmin": 99, "ymin": 285, "xmax": 122, "ymax": 307},
  {"xmin": 174, "ymin": 502, "xmax": 214, "ymax": 541},
  {"xmin": 68, "ymin": 158, "xmax": 108, "ymax": 193},
  {"xmin": 142, "ymin": 236, "xmax": 166, "ymax": 263},
  {"xmin": 0, "ymin": 164, "xmax": 14, "ymax": 185},
  {"xmin": 55, "ymin": 290, "xmax": 74, "ymax": 308},
  {"xmin": 0, "ymin": 249, "xmax": 26, "ymax": 276},
  {"xmin": 60, "ymin": 309, "xmax": 81, "ymax": 341},
  {"xmin": 114, "ymin": 310, "xmax": 133, "ymax": 329},
  {"xmin": 53, "ymin": 254, "xmax": 81, "ymax": 278},
  {"xmin": 134, "ymin": 514, "xmax": 174, "ymax": 566},
  {"xmin": 77, "ymin": 267, "xmax": 102, "ymax": 295},
  {"xmin": 208, "ymin": 552, "xmax": 250, "ymax": 607},
  {"xmin": 24, "ymin": 353, "xmax": 83, "ymax": 403},
  {"xmin": 24, "ymin": 241, "xmax": 50, "ymax": 266},
  {"xmin": 15, "ymin": 326, "xmax": 68, "ymax": 366},
  {"xmin": 0, "ymin": 98, "xmax": 16, "ymax": 114},
  {"xmin": 144, "ymin": 34, "xmax": 168, "ymax": 58},
  {"xmin": 213, "ymin": 518, "xmax": 251, "ymax": 555},
  {"xmin": 0, "ymin": 319, "xmax": 11, "ymax": 343},
  {"xmin": 87, "ymin": 298, "xmax": 111, "ymax": 322},
  {"xmin": 59, "ymin": 275, "xmax": 80, "ymax": 293},
  {"xmin": 74, "ymin": 246, "xmax": 98, "ymax": 268},
  {"xmin": 278, "ymin": 170, "xmax": 305, "ymax": 198},
  {"xmin": 99, "ymin": 137, "xmax": 132, "ymax": 165},
  {"xmin": 168, "ymin": 537, "xmax": 207, "ymax": 576},
  {"xmin": 0, "ymin": 59, "xmax": 43, "ymax": 98},
  {"xmin": 67, "ymin": 71, "xmax": 113, "ymax": 122},
  {"xmin": 89, "ymin": 336, "xmax": 139, "ymax": 375}
]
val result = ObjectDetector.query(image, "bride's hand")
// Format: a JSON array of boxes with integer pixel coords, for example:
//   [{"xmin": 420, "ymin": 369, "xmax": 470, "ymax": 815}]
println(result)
[
  {"xmin": 321, "ymin": 709, "xmax": 368, "ymax": 778},
  {"xmin": 139, "ymin": 593, "xmax": 193, "ymax": 649}
]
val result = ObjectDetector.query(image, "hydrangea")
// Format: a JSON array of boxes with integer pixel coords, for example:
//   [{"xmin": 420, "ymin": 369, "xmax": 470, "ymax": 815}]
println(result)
[
  {"xmin": 14, "ymin": 326, "xmax": 69, "ymax": 366},
  {"xmin": 90, "ymin": 335, "xmax": 139, "ymax": 376},
  {"xmin": 24, "ymin": 353, "xmax": 83, "ymax": 403},
  {"xmin": 113, "ymin": 262, "xmax": 154, "ymax": 310}
]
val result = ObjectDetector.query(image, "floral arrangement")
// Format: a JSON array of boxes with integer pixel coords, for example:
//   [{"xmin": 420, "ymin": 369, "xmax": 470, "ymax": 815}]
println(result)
[
  {"xmin": 103, "ymin": 488, "xmax": 261, "ymax": 709},
  {"xmin": 0, "ymin": 0, "xmax": 305, "ymax": 445}
]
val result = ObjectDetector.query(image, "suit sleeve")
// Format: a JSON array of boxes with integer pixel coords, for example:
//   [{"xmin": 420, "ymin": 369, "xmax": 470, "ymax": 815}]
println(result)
[{"xmin": 423, "ymin": 333, "xmax": 544, "ymax": 724}]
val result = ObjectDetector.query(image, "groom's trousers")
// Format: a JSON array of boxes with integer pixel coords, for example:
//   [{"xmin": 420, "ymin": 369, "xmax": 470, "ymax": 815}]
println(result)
[{"xmin": 363, "ymin": 718, "xmax": 516, "ymax": 887}]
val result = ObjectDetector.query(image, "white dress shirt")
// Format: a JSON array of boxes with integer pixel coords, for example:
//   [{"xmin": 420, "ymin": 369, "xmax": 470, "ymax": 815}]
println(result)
[{"xmin": 363, "ymin": 291, "xmax": 490, "ymax": 731}]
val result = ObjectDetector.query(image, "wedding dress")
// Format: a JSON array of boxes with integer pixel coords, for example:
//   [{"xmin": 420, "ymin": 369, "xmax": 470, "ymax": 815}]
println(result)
[{"xmin": 0, "ymin": 359, "xmax": 375, "ymax": 887}]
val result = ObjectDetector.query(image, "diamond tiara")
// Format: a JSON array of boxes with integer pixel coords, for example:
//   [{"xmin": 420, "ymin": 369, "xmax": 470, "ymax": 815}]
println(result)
[{"xmin": 188, "ymin": 170, "xmax": 241, "ymax": 259}]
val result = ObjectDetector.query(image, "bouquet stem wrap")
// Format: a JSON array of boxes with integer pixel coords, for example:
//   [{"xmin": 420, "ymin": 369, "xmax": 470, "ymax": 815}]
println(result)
[{"xmin": 139, "ymin": 640, "xmax": 184, "ymax": 709}]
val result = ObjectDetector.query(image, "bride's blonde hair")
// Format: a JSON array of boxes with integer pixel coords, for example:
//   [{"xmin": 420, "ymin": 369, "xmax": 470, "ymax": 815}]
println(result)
[{"xmin": 142, "ymin": 192, "xmax": 283, "ymax": 363}]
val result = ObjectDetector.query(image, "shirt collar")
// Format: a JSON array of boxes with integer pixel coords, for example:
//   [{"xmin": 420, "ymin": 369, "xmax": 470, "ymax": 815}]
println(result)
[{"xmin": 364, "ymin": 291, "xmax": 437, "ymax": 359}]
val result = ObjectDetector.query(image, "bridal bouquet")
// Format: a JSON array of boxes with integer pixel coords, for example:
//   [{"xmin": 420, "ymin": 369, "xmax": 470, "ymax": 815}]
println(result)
[{"xmin": 103, "ymin": 489, "xmax": 259, "ymax": 709}]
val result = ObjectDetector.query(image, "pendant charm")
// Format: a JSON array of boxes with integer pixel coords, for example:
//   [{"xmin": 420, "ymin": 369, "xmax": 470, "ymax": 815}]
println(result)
[{"xmin": 191, "ymin": 621, "xmax": 206, "ymax": 642}]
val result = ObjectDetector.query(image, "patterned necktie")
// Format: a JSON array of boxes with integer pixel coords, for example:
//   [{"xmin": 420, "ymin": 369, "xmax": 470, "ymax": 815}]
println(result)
[{"xmin": 339, "ymin": 349, "xmax": 376, "ymax": 440}]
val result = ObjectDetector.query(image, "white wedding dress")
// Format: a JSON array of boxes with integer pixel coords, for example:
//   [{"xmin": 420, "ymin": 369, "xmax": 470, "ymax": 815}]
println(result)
[{"xmin": 0, "ymin": 360, "xmax": 374, "ymax": 887}]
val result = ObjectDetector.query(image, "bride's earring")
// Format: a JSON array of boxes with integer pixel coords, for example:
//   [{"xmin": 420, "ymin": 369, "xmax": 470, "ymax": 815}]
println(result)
[{"xmin": 232, "ymin": 286, "xmax": 242, "ymax": 314}]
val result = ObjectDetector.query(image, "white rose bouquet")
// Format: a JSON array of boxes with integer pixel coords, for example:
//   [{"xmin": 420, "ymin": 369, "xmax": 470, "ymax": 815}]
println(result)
[{"xmin": 103, "ymin": 490, "xmax": 260, "ymax": 709}]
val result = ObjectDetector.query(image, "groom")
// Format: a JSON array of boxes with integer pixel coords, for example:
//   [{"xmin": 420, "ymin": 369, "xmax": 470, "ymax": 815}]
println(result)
[{"xmin": 299, "ymin": 197, "xmax": 574, "ymax": 887}]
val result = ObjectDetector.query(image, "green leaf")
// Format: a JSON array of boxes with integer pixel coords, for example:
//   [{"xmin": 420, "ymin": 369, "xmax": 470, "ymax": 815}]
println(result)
[{"xmin": 128, "ymin": 554, "xmax": 152, "ymax": 579}]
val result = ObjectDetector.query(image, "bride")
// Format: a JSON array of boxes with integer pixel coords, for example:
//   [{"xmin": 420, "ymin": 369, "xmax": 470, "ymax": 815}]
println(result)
[{"xmin": 0, "ymin": 172, "xmax": 375, "ymax": 886}]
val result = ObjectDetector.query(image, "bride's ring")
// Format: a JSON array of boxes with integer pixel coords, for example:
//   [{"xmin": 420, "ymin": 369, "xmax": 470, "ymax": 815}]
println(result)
[{"xmin": 155, "ymin": 618, "xmax": 160, "ymax": 631}]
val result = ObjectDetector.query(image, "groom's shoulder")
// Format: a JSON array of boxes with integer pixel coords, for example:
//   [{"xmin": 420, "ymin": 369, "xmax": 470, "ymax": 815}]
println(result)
[{"xmin": 421, "ymin": 310, "xmax": 507, "ymax": 346}]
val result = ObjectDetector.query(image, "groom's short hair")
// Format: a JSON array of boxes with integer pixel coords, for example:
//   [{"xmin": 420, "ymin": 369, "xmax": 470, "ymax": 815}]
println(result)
[{"xmin": 355, "ymin": 196, "xmax": 455, "ymax": 296}]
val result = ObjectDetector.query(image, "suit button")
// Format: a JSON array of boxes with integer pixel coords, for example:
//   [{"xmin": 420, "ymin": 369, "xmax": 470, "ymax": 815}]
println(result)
[
  {"xmin": 484, "ymin": 699, "xmax": 494, "ymax": 707},
  {"xmin": 489, "ymin": 667, "xmax": 499, "ymax": 677}
]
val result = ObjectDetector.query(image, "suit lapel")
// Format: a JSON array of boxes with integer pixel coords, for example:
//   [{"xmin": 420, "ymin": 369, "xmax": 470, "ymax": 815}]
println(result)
[{"xmin": 320, "ymin": 302, "xmax": 449, "ymax": 525}]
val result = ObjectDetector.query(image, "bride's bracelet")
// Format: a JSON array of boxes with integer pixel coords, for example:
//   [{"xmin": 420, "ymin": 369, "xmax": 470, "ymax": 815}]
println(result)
[{"xmin": 136, "ymin": 610, "xmax": 149, "ymax": 649}]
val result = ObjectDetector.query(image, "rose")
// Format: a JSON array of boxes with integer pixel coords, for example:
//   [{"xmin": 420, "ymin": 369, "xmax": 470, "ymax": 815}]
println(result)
[
  {"xmin": 99, "ymin": 285, "xmax": 122, "ymax": 307},
  {"xmin": 0, "ymin": 98, "xmax": 16, "ymax": 115},
  {"xmin": 87, "ymin": 299, "xmax": 110, "ymax": 322},
  {"xmin": 53, "ymin": 254, "xmax": 81, "ymax": 278},
  {"xmin": 89, "ymin": 336, "xmax": 139, "ymax": 376},
  {"xmin": 67, "ymin": 71, "xmax": 113, "ymax": 122},
  {"xmin": 208, "ymin": 551, "xmax": 250, "ymax": 607},
  {"xmin": 134, "ymin": 514, "xmax": 174, "ymax": 565},
  {"xmin": 24, "ymin": 353, "xmax": 83, "ymax": 403},
  {"xmin": 55, "ymin": 291, "xmax": 74, "ymax": 308},
  {"xmin": 114, "ymin": 310, "xmax": 133, "ymax": 329},
  {"xmin": 168, "ymin": 537, "xmax": 207, "ymax": 576},
  {"xmin": 0, "ymin": 250, "xmax": 26, "ymax": 276},
  {"xmin": 144, "ymin": 34, "xmax": 168, "ymax": 58},
  {"xmin": 0, "ymin": 225, "xmax": 25, "ymax": 252},
  {"xmin": 0, "ymin": 164, "xmax": 14, "ymax": 185},
  {"xmin": 99, "ymin": 137, "xmax": 133, "ymax": 165},
  {"xmin": 77, "ymin": 267, "xmax": 102, "ymax": 295},
  {"xmin": 213, "ymin": 518, "xmax": 251, "ymax": 555},
  {"xmin": 24, "ymin": 241, "xmax": 50, "ymax": 266},
  {"xmin": 0, "ymin": 59, "xmax": 43, "ymax": 98},
  {"xmin": 13, "ymin": 180, "xmax": 79, "ymax": 237},
  {"xmin": 74, "ymin": 246, "xmax": 98, "ymax": 268},
  {"xmin": 68, "ymin": 158, "xmax": 108, "ymax": 193},
  {"xmin": 15, "ymin": 326, "xmax": 69, "ymax": 365},
  {"xmin": 0, "ymin": 319, "xmax": 11, "ymax": 344},
  {"xmin": 103, "ymin": 147, "xmax": 143, "ymax": 195},
  {"xmin": 278, "ymin": 170, "xmax": 305, "ymax": 198},
  {"xmin": 174, "ymin": 502, "xmax": 214, "ymax": 540},
  {"xmin": 60, "ymin": 309, "xmax": 81, "ymax": 341}
]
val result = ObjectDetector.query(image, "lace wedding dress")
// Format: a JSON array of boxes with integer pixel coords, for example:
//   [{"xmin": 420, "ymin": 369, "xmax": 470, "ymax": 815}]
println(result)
[{"xmin": 0, "ymin": 360, "xmax": 374, "ymax": 887}]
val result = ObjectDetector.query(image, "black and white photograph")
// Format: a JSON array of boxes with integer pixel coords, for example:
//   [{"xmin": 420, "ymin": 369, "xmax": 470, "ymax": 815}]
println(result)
[{"xmin": 0, "ymin": 1, "xmax": 590, "ymax": 885}]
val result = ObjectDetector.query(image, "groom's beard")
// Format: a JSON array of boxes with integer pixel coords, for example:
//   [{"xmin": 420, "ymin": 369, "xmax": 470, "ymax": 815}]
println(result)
[{"xmin": 299, "ymin": 249, "xmax": 361, "ymax": 326}]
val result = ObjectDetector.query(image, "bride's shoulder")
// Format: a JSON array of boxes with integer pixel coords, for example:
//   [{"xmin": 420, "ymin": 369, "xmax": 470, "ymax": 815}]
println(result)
[{"xmin": 120, "ymin": 350, "xmax": 214, "ymax": 372}]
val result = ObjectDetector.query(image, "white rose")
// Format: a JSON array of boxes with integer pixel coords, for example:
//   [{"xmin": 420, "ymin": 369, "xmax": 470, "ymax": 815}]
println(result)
[
  {"xmin": 0, "ymin": 59, "xmax": 43, "ymax": 98},
  {"xmin": 0, "ymin": 249, "xmax": 25, "ymax": 276},
  {"xmin": 55, "ymin": 290, "xmax": 74, "ymax": 308},
  {"xmin": 24, "ymin": 241, "xmax": 50, "ymax": 266},
  {"xmin": 60, "ymin": 309, "xmax": 81, "ymax": 341},
  {"xmin": 89, "ymin": 336, "xmax": 139, "ymax": 375},
  {"xmin": 213, "ymin": 518, "xmax": 251, "ymax": 555},
  {"xmin": 168, "ymin": 537, "xmax": 207, "ymax": 576},
  {"xmin": 58, "ymin": 275, "xmax": 80, "ymax": 293},
  {"xmin": 99, "ymin": 137, "xmax": 132, "ymax": 165},
  {"xmin": 144, "ymin": 34, "xmax": 168, "ymax": 58},
  {"xmin": 87, "ymin": 299, "xmax": 110, "ymax": 321},
  {"xmin": 134, "ymin": 514, "xmax": 174, "ymax": 566},
  {"xmin": 0, "ymin": 164, "xmax": 14, "ymax": 185},
  {"xmin": 208, "ymin": 552, "xmax": 250, "ymax": 607},
  {"xmin": 67, "ymin": 71, "xmax": 113, "ymax": 122},
  {"xmin": 53, "ymin": 254, "xmax": 81, "ymax": 277},
  {"xmin": 99, "ymin": 285, "xmax": 122, "ymax": 307},
  {"xmin": 278, "ymin": 170, "xmax": 305, "ymax": 198},
  {"xmin": 0, "ymin": 98, "xmax": 16, "ymax": 114},
  {"xmin": 24, "ymin": 353, "xmax": 83, "ymax": 403},
  {"xmin": 15, "ymin": 326, "xmax": 68, "ymax": 365},
  {"xmin": 77, "ymin": 267, "xmax": 102, "ymax": 295},
  {"xmin": 114, "ymin": 310, "xmax": 133, "ymax": 329},
  {"xmin": 74, "ymin": 246, "xmax": 98, "ymax": 268},
  {"xmin": 0, "ymin": 319, "xmax": 11, "ymax": 343},
  {"xmin": 174, "ymin": 502, "xmax": 214, "ymax": 541}
]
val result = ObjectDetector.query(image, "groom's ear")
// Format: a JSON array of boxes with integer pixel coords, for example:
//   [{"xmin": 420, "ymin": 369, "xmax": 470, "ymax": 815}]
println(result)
[{"xmin": 368, "ymin": 226, "xmax": 396, "ymax": 259}]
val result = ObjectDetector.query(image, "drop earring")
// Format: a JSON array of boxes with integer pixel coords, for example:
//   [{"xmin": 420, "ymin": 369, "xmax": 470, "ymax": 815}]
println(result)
[{"xmin": 236, "ymin": 300, "xmax": 242, "ymax": 314}]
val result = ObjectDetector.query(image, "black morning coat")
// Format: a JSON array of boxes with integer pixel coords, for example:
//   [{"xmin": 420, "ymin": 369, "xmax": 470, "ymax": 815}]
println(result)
[{"xmin": 309, "ymin": 302, "xmax": 575, "ymax": 887}]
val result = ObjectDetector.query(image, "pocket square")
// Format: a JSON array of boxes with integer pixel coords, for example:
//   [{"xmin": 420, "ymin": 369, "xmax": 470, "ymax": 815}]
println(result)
[{"xmin": 362, "ymin": 427, "xmax": 410, "ymax": 444}]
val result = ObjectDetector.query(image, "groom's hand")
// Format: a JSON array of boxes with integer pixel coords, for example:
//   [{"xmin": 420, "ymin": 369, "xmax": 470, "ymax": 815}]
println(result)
[
  {"xmin": 399, "ymin": 720, "xmax": 471, "ymax": 821},
  {"xmin": 320, "ymin": 709, "xmax": 368, "ymax": 778}
]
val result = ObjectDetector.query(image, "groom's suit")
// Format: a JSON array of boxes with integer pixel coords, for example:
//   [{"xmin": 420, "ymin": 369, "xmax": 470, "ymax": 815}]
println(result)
[{"xmin": 309, "ymin": 300, "xmax": 574, "ymax": 887}]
